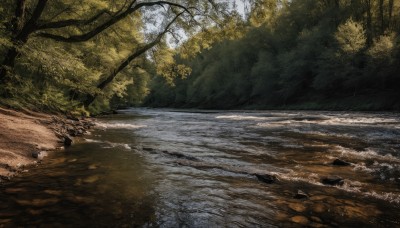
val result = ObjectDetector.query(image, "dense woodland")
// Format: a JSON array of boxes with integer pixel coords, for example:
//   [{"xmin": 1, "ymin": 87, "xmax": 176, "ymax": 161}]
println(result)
[
  {"xmin": 146, "ymin": 0, "xmax": 400, "ymax": 110},
  {"xmin": 1, "ymin": 1, "xmax": 400, "ymax": 114},
  {"xmin": 0, "ymin": 0, "xmax": 236, "ymax": 114}
]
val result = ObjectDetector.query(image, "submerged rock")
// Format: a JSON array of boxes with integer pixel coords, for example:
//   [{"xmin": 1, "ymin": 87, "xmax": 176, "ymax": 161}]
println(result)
[
  {"xmin": 321, "ymin": 176, "xmax": 344, "ymax": 186},
  {"xmin": 31, "ymin": 151, "xmax": 40, "ymax": 159},
  {"xmin": 310, "ymin": 216, "xmax": 323, "ymax": 223},
  {"xmin": 255, "ymin": 173, "xmax": 276, "ymax": 184},
  {"xmin": 291, "ymin": 216, "xmax": 309, "ymax": 225},
  {"xmin": 83, "ymin": 175, "xmax": 100, "ymax": 184},
  {"xmin": 312, "ymin": 203, "xmax": 327, "ymax": 213},
  {"xmin": 332, "ymin": 159, "xmax": 351, "ymax": 166},
  {"xmin": 294, "ymin": 190, "xmax": 309, "ymax": 199},
  {"xmin": 4, "ymin": 188, "xmax": 26, "ymax": 194},
  {"xmin": 163, "ymin": 151, "xmax": 199, "ymax": 161},
  {"xmin": 288, "ymin": 202, "xmax": 306, "ymax": 212},
  {"xmin": 16, "ymin": 198, "xmax": 59, "ymax": 207},
  {"xmin": 64, "ymin": 136, "xmax": 73, "ymax": 146}
]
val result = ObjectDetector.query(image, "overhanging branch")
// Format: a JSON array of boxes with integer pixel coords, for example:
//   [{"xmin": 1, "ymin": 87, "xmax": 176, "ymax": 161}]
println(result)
[
  {"xmin": 36, "ymin": 1, "xmax": 194, "ymax": 43},
  {"xmin": 84, "ymin": 12, "xmax": 184, "ymax": 107}
]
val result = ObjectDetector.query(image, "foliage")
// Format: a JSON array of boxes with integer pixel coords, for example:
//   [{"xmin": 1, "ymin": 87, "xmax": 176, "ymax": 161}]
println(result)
[
  {"xmin": 0, "ymin": 0, "xmax": 234, "ymax": 114},
  {"xmin": 145, "ymin": 0, "xmax": 400, "ymax": 111}
]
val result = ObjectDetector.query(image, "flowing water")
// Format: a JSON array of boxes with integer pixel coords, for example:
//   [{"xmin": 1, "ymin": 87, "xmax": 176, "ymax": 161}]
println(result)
[{"xmin": 1, "ymin": 109, "xmax": 400, "ymax": 227}]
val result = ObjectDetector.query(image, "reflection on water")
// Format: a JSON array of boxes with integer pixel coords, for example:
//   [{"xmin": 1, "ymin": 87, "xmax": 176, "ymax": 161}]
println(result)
[{"xmin": 1, "ymin": 109, "xmax": 400, "ymax": 227}]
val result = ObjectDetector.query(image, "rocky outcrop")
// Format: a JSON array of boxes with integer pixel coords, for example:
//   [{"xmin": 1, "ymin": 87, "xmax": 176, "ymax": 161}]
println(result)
[
  {"xmin": 255, "ymin": 173, "xmax": 277, "ymax": 184},
  {"xmin": 332, "ymin": 159, "xmax": 351, "ymax": 166},
  {"xmin": 294, "ymin": 190, "xmax": 309, "ymax": 199},
  {"xmin": 321, "ymin": 176, "xmax": 344, "ymax": 186},
  {"xmin": 49, "ymin": 116, "xmax": 95, "ymax": 147}
]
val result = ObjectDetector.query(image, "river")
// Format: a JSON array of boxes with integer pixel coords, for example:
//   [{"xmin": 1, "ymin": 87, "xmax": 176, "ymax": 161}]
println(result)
[{"xmin": 1, "ymin": 109, "xmax": 400, "ymax": 227}]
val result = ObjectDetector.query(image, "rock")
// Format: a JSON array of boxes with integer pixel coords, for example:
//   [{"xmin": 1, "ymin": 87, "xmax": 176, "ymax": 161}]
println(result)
[
  {"xmin": 67, "ymin": 115, "xmax": 80, "ymax": 121},
  {"xmin": 44, "ymin": 189, "xmax": 63, "ymax": 196},
  {"xmin": 143, "ymin": 147, "xmax": 154, "ymax": 151},
  {"xmin": 332, "ymin": 159, "xmax": 351, "ymax": 166},
  {"xmin": 64, "ymin": 135, "xmax": 73, "ymax": 146},
  {"xmin": 31, "ymin": 151, "xmax": 40, "ymax": 159},
  {"xmin": 83, "ymin": 175, "xmax": 100, "ymax": 183},
  {"xmin": 321, "ymin": 176, "xmax": 344, "ymax": 186},
  {"xmin": 4, "ymin": 188, "xmax": 26, "ymax": 194},
  {"xmin": 16, "ymin": 198, "xmax": 59, "ymax": 207},
  {"xmin": 291, "ymin": 216, "xmax": 309, "ymax": 225},
  {"xmin": 67, "ymin": 195, "xmax": 95, "ymax": 204},
  {"xmin": 27, "ymin": 209, "xmax": 43, "ymax": 215},
  {"xmin": 310, "ymin": 216, "xmax": 322, "ymax": 223},
  {"xmin": 294, "ymin": 190, "xmax": 309, "ymax": 199},
  {"xmin": 76, "ymin": 129, "xmax": 84, "ymax": 136},
  {"xmin": 312, "ymin": 203, "xmax": 327, "ymax": 213},
  {"xmin": 164, "ymin": 151, "xmax": 198, "ymax": 161},
  {"xmin": 309, "ymin": 195, "xmax": 328, "ymax": 201},
  {"xmin": 255, "ymin": 173, "xmax": 276, "ymax": 184},
  {"xmin": 288, "ymin": 202, "xmax": 306, "ymax": 212}
]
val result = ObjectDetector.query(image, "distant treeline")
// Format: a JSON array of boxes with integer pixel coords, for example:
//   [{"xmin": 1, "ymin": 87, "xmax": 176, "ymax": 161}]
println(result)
[{"xmin": 145, "ymin": 0, "xmax": 400, "ymax": 110}]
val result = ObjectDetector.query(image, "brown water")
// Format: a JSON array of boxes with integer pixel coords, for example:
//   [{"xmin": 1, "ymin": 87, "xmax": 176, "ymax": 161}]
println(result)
[{"xmin": 1, "ymin": 109, "xmax": 400, "ymax": 227}]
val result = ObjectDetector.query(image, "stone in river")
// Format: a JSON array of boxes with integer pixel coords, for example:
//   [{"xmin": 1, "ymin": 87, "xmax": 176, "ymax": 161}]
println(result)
[
  {"xmin": 44, "ymin": 189, "xmax": 63, "ymax": 196},
  {"xmin": 321, "ymin": 176, "xmax": 344, "ymax": 186},
  {"xmin": 27, "ymin": 209, "xmax": 43, "ymax": 215},
  {"xmin": 83, "ymin": 175, "xmax": 100, "ymax": 183},
  {"xmin": 291, "ymin": 216, "xmax": 309, "ymax": 225},
  {"xmin": 4, "ymin": 188, "xmax": 26, "ymax": 194},
  {"xmin": 64, "ymin": 135, "xmax": 73, "ymax": 146},
  {"xmin": 31, "ymin": 151, "xmax": 40, "ymax": 159},
  {"xmin": 310, "ymin": 216, "xmax": 323, "ymax": 223},
  {"xmin": 288, "ymin": 202, "xmax": 306, "ymax": 212},
  {"xmin": 332, "ymin": 159, "xmax": 351, "ymax": 166},
  {"xmin": 312, "ymin": 203, "xmax": 327, "ymax": 213},
  {"xmin": 16, "ymin": 198, "xmax": 59, "ymax": 207},
  {"xmin": 255, "ymin": 173, "xmax": 276, "ymax": 184},
  {"xmin": 294, "ymin": 190, "xmax": 309, "ymax": 199}
]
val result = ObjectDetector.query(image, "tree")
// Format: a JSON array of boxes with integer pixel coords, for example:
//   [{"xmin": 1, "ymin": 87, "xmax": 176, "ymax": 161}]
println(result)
[{"xmin": 0, "ymin": 0, "xmax": 232, "ymax": 111}]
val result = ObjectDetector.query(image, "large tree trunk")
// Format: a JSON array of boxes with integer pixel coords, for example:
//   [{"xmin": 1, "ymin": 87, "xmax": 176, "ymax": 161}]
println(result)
[
  {"xmin": 0, "ymin": 0, "xmax": 48, "ymax": 83},
  {"xmin": 378, "ymin": 0, "xmax": 385, "ymax": 34},
  {"xmin": 388, "ymin": 0, "xmax": 394, "ymax": 29},
  {"xmin": 0, "ymin": 0, "xmax": 26, "ymax": 82},
  {"xmin": 365, "ymin": 0, "xmax": 373, "ymax": 47}
]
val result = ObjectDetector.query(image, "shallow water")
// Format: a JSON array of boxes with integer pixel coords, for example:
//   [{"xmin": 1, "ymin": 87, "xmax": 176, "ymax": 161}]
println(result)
[{"xmin": 1, "ymin": 109, "xmax": 400, "ymax": 227}]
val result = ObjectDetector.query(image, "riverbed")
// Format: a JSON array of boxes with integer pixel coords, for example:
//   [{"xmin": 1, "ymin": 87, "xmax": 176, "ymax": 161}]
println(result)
[{"xmin": 1, "ymin": 109, "xmax": 399, "ymax": 227}]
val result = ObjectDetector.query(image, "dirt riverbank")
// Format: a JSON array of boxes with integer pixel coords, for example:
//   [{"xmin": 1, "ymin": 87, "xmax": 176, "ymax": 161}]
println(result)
[{"xmin": 0, "ymin": 107, "xmax": 94, "ymax": 180}]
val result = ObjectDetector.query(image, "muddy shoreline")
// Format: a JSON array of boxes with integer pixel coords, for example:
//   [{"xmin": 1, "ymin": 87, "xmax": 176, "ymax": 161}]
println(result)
[{"xmin": 0, "ymin": 107, "xmax": 95, "ymax": 181}]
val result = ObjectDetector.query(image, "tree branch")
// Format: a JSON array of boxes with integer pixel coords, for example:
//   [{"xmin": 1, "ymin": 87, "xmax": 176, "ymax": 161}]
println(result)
[
  {"xmin": 84, "ymin": 12, "xmax": 184, "ymax": 107},
  {"xmin": 16, "ymin": 0, "xmax": 48, "ymax": 42},
  {"xmin": 37, "ymin": 9, "xmax": 112, "ymax": 30},
  {"xmin": 36, "ymin": 1, "xmax": 194, "ymax": 43}
]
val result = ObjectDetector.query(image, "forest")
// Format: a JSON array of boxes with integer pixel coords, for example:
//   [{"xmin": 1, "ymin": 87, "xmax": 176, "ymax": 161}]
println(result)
[
  {"xmin": 146, "ymin": 0, "xmax": 400, "ymax": 110},
  {"xmin": 1, "ymin": 0, "xmax": 400, "ymax": 114}
]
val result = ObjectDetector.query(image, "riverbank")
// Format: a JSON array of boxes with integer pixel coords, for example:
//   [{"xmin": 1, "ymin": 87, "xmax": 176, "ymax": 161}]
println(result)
[{"xmin": 0, "ymin": 107, "xmax": 94, "ymax": 180}]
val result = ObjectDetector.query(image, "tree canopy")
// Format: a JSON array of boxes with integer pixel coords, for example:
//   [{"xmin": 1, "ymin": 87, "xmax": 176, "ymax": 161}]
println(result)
[
  {"xmin": 1, "ymin": 0, "xmax": 400, "ymax": 113},
  {"xmin": 0, "ymin": 0, "xmax": 237, "ymax": 114},
  {"xmin": 145, "ymin": 0, "xmax": 400, "ymax": 110}
]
